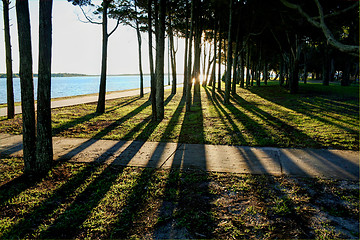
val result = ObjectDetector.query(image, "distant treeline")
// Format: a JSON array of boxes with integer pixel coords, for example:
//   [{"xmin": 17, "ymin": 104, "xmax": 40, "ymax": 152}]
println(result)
[{"xmin": 0, "ymin": 73, "xmax": 88, "ymax": 78}]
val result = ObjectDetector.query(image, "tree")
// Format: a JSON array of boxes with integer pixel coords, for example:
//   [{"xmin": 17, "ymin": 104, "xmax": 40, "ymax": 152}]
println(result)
[
  {"xmin": 36, "ymin": 0, "xmax": 54, "ymax": 173},
  {"xmin": 185, "ymin": 0, "xmax": 195, "ymax": 112},
  {"xmin": 15, "ymin": 0, "xmax": 36, "ymax": 175},
  {"xmin": 182, "ymin": 0, "xmax": 189, "ymax": 97},
  {"xmin": 147, "ymin": 0, "xmax": 157, "ymax": 120},
  {"xmin": 155, "ymin": 0, "xmax": 166, "ymax": 121},
  {"xmin": 280, "ymin": 0, "xmax": 359, "ymax": 56},
  {"xmin": 224, "ymin": 0, "xmax": 233, "ymax": 104},
  {"xmin": 2, "ymin": 0, "xmax": 14, "ymax": 119},
  {"xmin": 134, "ymin": 0, "xmax": 144, "ymax": 97},
  {"xmin": 68, "ymin": 0, "xmax": 121, "ymax": 114}
]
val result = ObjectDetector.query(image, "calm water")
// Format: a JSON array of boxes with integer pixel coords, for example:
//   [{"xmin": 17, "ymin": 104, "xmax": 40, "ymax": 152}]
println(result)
[{"xmin": 0, "ymin": 75, "xmax": 183, "ymax": 104}]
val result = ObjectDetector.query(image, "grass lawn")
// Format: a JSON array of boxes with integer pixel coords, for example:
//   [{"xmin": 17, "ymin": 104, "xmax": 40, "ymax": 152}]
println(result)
[
  {"xmin": 0, "ymin": 157, "xmax": 358, "ymax": 239},
  {"xmin": 0, "ymin": 83, "xmax": 359, "ymax": 238},
  {"xmin": 1, "ymin": 82, "xmax": 358, "ymax": 150}
]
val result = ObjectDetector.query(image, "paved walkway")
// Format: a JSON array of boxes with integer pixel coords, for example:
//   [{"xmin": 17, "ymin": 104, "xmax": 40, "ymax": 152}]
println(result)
[
  {"xmin": 0, "ymin": 134, "xmax": 358, "ymax": 180},
  {"xmin": 0, "ymin": 85, "xmax": 179, "ymax": 117}
]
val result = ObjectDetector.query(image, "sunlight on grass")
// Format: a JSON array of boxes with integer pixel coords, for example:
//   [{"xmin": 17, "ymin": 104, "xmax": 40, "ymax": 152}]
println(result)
[
  {"xmin": 0, "ymin": 83, "xmax": 358, "ymax": 150},
  {"xmin": 0, "ymin": 157, "xmax": 359, "ymax": 239}
]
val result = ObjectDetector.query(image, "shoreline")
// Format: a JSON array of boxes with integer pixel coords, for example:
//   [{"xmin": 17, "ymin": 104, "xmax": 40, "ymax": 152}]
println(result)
[{"xmin": 0, "ymin": 86, "xmax": 151, "ymax": 108}]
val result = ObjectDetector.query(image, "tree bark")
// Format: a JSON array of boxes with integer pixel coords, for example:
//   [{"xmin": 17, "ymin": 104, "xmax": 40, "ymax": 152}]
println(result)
[
  {"xmin": 322, "ymin": 46, "xmax": 329, "ymax": 86},
  {"xmin": 264, "ymin": 62, "xmax": 268, "ymax": 85},
  {"xmin": 240, "ymin": 48, "xmax": 245, "ymax": 88},
  {"xmin": 231, "ymin": 24, "xmax": 240, "ymax": 95},
  {"xmin": 245, "ymin": 42, "xmax": 250, "ymax": 87},
  {"xmin": 279, "ymin": 57, "xmax": 285, "ymax": 86},
  {"xmin": 303, "ymin": 53, "xmax": 307, "ymax": 84},
  {"xmin": 3, "ymin": 0, "xmax": 14, "ymax": 119},
  {"xmin": 135, "ymin": 0, "xmax": 144, "ymax": 97},
  {"xmin": 186, "ymin": 0, "xmax": 195, "ymax": 112},
  {"xmin": 169, "ymin": 16, "xmax": 177, "ymax": 94},
  {"xmin": 96, "ymin": 0, "xmax": 110, "ymax": 114},
  {"xmin": 193, "ymin": 0, "xmax": 201, "ymax": 98},
  {"xmin": 36, "ymin": 0, "xmax": 53, "ymax": 174},
  {"xmin": 148, "ymin": 0, "xmax": 156, "ymax": 120},
  {"xmin": 155, "ymin": 0, "xmax": 166, "ymax": 120},
  {"xmin": 16, "ymin": 0, "xmax": 36, "ymax": 175},
  {"xmin": 211, "ymin": 20, "xmax": 217, "ymax": 97},
  {"xmin": 217, "ymin": 36, "xmax": 222, "ymax": 92},
  {"xmin": 224, "ymin": 0, "xmax": 233, "ymax": 104},
  {"xmin": 183, "ymin": 0, "xmax": 189, "ymax": 97}
]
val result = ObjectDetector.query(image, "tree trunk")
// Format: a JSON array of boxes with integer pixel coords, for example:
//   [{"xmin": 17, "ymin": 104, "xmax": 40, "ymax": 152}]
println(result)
[
  {"xmin": 212, "ymin": 19, "xmax": 217, "ymax": 97},
  {"xmin": 3, "ymin": 0, "xmax": 14, "ymax": 119},
  {"xmin": 245, "ymin": 42, "xmax": 250, "ymax": 87},
  {"xmin": 36, "ymin": 0, "xmax": 53, "ymax": 174},
  {"xmin": 303, "ymin": 53, "xmax": 307, "ymax": 84},
  {"xmin": 183, "ymin": 0, "xmax": 189, "ymax": 97},
  {"xmin": 279, "ymin": 58, "xmax": 285, "ymax": 86},
  {"xmin": 322, "ymin": 47, "xmax": 329, "ymax": 86},
  {"xmin": 204, "ymin": 44, "xmax": 212, "ymax": 87},
  {"xmin": 96, "ymin": 0, "xmax": 109, "ymax": 114},
  {"xmin": 135, "ymin": 0, "xmax": 144, "ymax": 98},
  {"xmin": 205, "ymin": 57, "xmax": 214, "ymax": 87},
  {"xmin": 193, "ymin": 1, "xmax": 201, "ymax": 98},
  {"xmin": 186, "ymin": 0, "xmax": 195, "ymax": 111},
  {"xmin": 169, "ymin": 16, "xmax": 177, "ymax": 94},
  {"xmin": 16, "ymin": 0, "xmax": 36, "ymax": 175},
  {"xmin": 240, "ymin": 48, "xmax": 245, "ymax": 88},
  {"xmin": 155, "ymin": 0, "xmax": 166, "ymax": 121},
  {"xmin": 231, "ymin": 24, "xmax": 240, "ymax": 95},
  {"xmin": 264, "ymin": 62, "xmax": 268, "ymax": 85},
  {"xmin": 148, "ymin": 0, "xmax": 156, "ymax": 120},
  {"xmin": 217, "ymin": 36, "xmax": 222, "ymax": 92},
  {"xmin": 224, "ymin": 0, "xmax": 233, "ymax": 104},
  {"xmin": 341, "ymin": 62, "xmax": 351, "ymax": 86}
]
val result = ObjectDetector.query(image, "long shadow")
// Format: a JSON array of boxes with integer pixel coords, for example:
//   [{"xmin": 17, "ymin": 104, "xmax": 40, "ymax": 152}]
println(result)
[
  {"xmin": 1, "ymin": 162, "xmax": 107, "ymax": 238},
  {"xmin": 56, "ymin": 100, "xmax": 151, "ymax": 162},
  {"xmin": 230, "ymin": 94, "xmax": 322, "ymax": 148},
  {"xmin": 205, "ymin": 88, "xmax": 278, "ymax": 175},
  {"xmin": 248, "ymin": 86, "xmax": 359, "ymax": 136},
  {"xmin": 295, "ymin": 100, "xmax": 358, "ymax": 131},
  {"xmin": 1, "ymin": 97, "xmax": 157, "ymax": 238},
  {"xmin": 268, "ymin": 175, "xmax": 314, "ymax": 238},
  {"xmin": 102, "ymin": 95, "xmax": 185, "ymax": 238},
  {"xmin": 37, "ymin": 120, "xmax": 161, "ymax": 238},
  {"xmin": 161, "ymin": 95, "xmax": 185, "ymax": 141},
  {"xmin": 212, "ymin": 91, "xmax": 276, "ymax": 147},
  {"xmin": 0, "ymin": 141, "xmax": 23, "ymax": 156},
  {"xmin": 204, "ymin": 87, "xmax": 247, "ymax": 145},
  {"xmin": 52, "ymin": 96, "xmax": 141, "ymax": 136},
  {"xmin": 154, "ymin": 86, "xmax": 215, "ymax": 238},
  {"xmin": 36, "ymin": 94, "xmax": 177, "ymax": 238}
]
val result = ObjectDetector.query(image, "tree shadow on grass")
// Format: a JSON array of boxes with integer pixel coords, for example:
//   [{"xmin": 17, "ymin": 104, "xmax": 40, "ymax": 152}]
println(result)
[
  {"xmin": 0, "ymin": 97, "xmax": 154, "ymax": 236},
  {"xmin": 215, "ymin": 90, "xmax": 322, "ymax": 148},
  {"xmin": 34, "ymin": 95, "xmax": 177, "ymax": 238},
  {"xmin": 248, "ymin": 85, "xmax": 359, "ymax": 135},
  {"xmin": 52, "ymin": 96, "xmax": 142, "ymax": 136},
  {"xmin": 204, "ymin": 87, "xmax": 247, "ymax": 145},
  {"xmin": 151, "ymin": 87, "xmax": 215, "ymax": 238},
  {"xmin": 1, "ymin": 162, "xmax": 107, "ymax": 238}
]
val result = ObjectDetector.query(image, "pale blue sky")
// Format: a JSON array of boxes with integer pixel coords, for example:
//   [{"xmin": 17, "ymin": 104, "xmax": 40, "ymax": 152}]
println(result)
[{"xmin": 0, "ymin": 0, "xmax": 186, "ymax": 75}]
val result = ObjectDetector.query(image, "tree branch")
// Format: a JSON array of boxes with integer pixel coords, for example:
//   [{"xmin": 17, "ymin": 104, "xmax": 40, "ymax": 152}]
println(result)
[
  {"xmin": 314, "ymin": 2, "xmax": 358, "ymax": 20},
  {"xmin": 108, "ymin": 16, "xmax": 121, "ymax": 36},
  {"xmin": 79, "ymin": 5, "xmax": 101, "ymax": 24},
  {"xmin": 280, "ymin": 0, "xmax": 359, "ymax": 56}
]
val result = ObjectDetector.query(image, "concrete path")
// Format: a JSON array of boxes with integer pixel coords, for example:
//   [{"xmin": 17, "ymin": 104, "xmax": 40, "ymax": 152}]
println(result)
[
  {"xmin": 0, "ymin": 85, "xmax": 179, "ymax": 117},
  {"xmin": 0, "ymin": 134, "xmax": 358, "ymax": 180}
]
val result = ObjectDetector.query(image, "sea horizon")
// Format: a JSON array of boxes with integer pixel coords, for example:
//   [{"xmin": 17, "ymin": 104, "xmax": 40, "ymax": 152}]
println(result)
[{"xmin": 0, "ymin": 75, "xmax": 184, "ymax": 104}]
